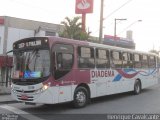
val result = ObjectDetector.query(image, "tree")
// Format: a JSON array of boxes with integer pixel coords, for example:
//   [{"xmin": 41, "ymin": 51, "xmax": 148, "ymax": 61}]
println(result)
[{"xmin": 60, "ymin": 16, "xmax": 90, "ymax": 40}]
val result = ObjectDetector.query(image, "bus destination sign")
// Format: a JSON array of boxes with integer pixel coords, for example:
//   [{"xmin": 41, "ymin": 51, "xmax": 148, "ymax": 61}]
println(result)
[{"xmin": 17, "ymin": 40, "xmax": 42, "ymax": 49}]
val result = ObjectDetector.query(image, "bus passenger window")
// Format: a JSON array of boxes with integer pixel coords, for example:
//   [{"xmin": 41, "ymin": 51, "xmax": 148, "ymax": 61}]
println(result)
[
  {"xmin": 56, "ymin": 53, "xmax": 73, "ymax": 70},
  {"xmin": 134, "ymin": 54, "xmax": 141, "ymax": 68},
  {"xmin": 78, "ymin": 47, "xmax": 95, "ymax": 68},
  {"xmin": 122, "ymin": 52, "xmax": 128, "ymax": 68},
  {"xmin": 122, "ymin": 53, "xmax": 134, "ymax": 68},
  {"xmin": 111, "ymin": 51, "xmax": 122, "ymax": 68},
  {"xmin": 128, "ymin": 53, "xmax": 134, "ymax": 68},
  {"xmin": 53, "ymin": 44, "xmax": 74, "ymax": 80},
  {"xmin": 141, "ymin": 55, "xmax": 148, "ymax": 68},
  {"xmin": 149, "ymin": 56, "xmax": 156, "ymax": 68},
  {"xmin": 56, "ymin": 53, "xmax": 62, "ymax": 69},
  {"xmin": 96, "ymin": 49, "xmax": 110, "ymax": 68}
]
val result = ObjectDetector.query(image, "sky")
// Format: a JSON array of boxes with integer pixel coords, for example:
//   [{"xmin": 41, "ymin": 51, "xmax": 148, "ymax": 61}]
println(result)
[{"xmin": 0, "ymin": 0, "xmax": 160, "ymax": 52}]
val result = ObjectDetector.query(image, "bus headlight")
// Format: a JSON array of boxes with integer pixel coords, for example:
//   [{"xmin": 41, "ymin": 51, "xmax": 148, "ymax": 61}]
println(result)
[
  {"xmin": 42, "ymin": 84, "xmax": 49, "ymax": 91},
  {"xmin": 34, "ymin": 84, "xmax": 50, "ymax": 94},
  {"xmin": 11, "ymin": 84, "xmax": 13, "ymax": 88},
  {"xmin": 10, "ymin": 84, "xmax": 16, "ymax": 92}
]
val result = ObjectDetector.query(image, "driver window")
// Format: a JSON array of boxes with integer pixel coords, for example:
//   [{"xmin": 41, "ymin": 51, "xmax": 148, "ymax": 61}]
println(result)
[{"xmin": 53, "ymin": 44, "xmax": 74, "ymax": 80}]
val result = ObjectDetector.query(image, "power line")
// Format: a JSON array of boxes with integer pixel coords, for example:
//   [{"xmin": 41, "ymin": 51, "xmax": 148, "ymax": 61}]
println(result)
[
  {"xmin": 103, "ymin": 0, "xmax": 133, "ymax": 20},
  {"xmin": 92, "ymin": 0, "xmax": 133, "ymax": 36},
  {"xmin": 117, "ymin": 20, "xmax": 142, "ymax": 36}
]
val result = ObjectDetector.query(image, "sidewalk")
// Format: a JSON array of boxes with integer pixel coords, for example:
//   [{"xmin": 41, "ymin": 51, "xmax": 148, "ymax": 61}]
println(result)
[
  {"xmin": 0, "ymin": 94, "xmax": 17, "ymax": 104},
  {"xmin": 0, "ymin": 86, "xmax": 17, "ymax": 104}
]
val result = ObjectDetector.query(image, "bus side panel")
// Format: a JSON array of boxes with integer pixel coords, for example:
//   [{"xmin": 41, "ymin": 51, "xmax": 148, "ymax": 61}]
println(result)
[
  {"xmin": 35, "ymin": 88, "xmax": 53, "ymax": 104},
  {"xmin": 88, "ymin": 83, "xmax": 97, "ymax": 98},
  {"xmin": 105, "ymin": 71, "xmax": 135, "ymax": 95},
  {"xmin": 51, "ymin": 86, "xmax": 59, "ymax": 104},
  {"xmin": 138, "ymin": 69, "xmax": 158, "ymax": 89},
  {"xmin": 73, "ymin": 69, "xmax": 98, "ymax": 98},
  {"xmin": 58, "ymin": 86, "xmax": 72, "ymax": 103}
]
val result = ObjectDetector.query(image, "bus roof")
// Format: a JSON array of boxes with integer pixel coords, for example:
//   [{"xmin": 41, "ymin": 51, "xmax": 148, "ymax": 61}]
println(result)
[
  {"xmin": 48, "ymin": 36, "xmax": 158, "ymax": 56},
  {"xmin": 14, "ymin": 36, "xmax": 158, "ymax": 57}
]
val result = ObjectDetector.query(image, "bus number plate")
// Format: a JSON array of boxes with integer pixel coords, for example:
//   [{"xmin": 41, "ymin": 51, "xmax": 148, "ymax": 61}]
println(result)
[{"xmin": 21, "ymin": 95, "xmax": 28, "ymax": 100}]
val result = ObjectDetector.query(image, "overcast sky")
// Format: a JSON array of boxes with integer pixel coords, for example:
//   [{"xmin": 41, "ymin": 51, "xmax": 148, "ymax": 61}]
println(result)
[{"xmin": 0, "ymin": 0, "xmax": 160, "ymax": 52}]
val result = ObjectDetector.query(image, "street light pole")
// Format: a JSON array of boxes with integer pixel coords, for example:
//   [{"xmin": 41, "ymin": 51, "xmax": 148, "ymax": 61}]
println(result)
[
  {"xmin": 114, "ymin": 18, "xmax": 127, "ymax": 39},
  {"xmin": 117, "ymin": 20, "xmax": 142, "ymax": 36},
  {"xmin": 99, "ymin": 0, "xmax": 104, "ymax": 44},
  {"xmin": 114, "ymin": 18, "xmax": 117, "ymax": 38}
]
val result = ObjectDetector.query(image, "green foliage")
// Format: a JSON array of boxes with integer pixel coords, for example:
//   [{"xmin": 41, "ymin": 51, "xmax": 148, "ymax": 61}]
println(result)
[{"xmin": 60, "ymin": 16, "xmax": 90, "ymax": 40}]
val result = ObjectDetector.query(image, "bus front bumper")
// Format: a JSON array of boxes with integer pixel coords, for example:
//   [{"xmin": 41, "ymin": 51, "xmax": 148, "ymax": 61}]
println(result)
[{"xmin": 11, "ymin": 87, "xmax": 54, "ymax": 104}]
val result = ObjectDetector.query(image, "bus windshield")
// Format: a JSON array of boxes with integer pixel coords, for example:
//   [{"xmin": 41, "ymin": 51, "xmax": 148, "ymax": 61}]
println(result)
[{"xmin": 12, "ymin": 49, "xmax": 50, "ymax": 79}]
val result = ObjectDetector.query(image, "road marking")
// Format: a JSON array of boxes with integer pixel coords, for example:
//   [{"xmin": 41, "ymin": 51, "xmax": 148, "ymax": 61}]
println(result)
[{"xmin": 0, "ymin": 105, "xmax": 44, "ymax": 120}]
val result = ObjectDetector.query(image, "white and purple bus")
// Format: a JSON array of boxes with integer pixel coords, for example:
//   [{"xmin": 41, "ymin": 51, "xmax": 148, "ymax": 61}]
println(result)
[{"xmin": 11, "ymin": 36, "xmax": 159, "ymax": 107}]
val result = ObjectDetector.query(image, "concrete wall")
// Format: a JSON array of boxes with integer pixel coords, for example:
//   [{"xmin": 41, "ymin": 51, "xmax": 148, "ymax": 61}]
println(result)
[
  {"xmin": 0, "ymin": 16, "xmax": 64, "ymax": 54},
  {"xmin": 35, "ymin": 30, "xmax": 45, "ymax": 37},
  {"xmin": 7, "ymin": 28, "xmax": 34, "ymax": 52},
  {"xmin": 0, "ymin": 27, "xmax": 47, "ymax": 54}
]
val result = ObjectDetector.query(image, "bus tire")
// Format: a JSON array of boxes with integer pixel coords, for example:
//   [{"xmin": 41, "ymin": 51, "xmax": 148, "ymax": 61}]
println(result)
[
  {"xmin": 73, "ymin": 86, "xmax": 89, "ymax": 108},
  {"xmin": 133, "ymin": 80, "xmax": 141, "ymax": 95}
]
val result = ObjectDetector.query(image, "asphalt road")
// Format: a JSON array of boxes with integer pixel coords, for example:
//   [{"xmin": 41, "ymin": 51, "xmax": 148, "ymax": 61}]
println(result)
[{"xmin": 0, "ymin": 84, "xmax": 160, "ymax": 120}]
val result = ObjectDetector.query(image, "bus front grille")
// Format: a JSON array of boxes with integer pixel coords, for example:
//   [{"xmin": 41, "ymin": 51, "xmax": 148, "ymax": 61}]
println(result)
[
  {"xmin": 17, "ymin": 95, "xmax": 34, "ymax": 101},
  {"xmin": 16, "ymin": 90, "xmax": 36, "ymax": 93}
]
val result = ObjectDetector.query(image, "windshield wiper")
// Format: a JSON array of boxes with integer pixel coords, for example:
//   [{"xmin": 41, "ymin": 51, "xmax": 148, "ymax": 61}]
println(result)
[
  {"xmin": 30, "ymin": 49, "xmax": 38, "ymax": 62},
  {"xmin": 25, "ymin": 49, "xmax": 38, "ymax": 71}
]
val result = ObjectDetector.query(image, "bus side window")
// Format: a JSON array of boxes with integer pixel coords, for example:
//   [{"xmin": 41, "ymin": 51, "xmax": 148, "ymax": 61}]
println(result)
[
  {"xmin": 56, "ymin": 53, "xmax": 62, "ymax": 69},
  {"xmin": 141, "ymin": 55, "xmax": 148, "ymax": 68},
  {"xmin": 78, "ymin": 47, "xmax": 95, "ymax": 68},
  {"xmin": 149, "ymin": 56, "xmax": 156, "ymax": 68},
  {"xmin": 122, "ymin": 52, "xmax": 133, "ymax": 68},
  {"xmin": 53, "ymin": 44, "xmax": 74, "ymax": 80},
  {"xmin": 134, "ymin": 54, "xmax": 141, "ymax": 68},
  {"xmin": 96, "ymin": 49, "xmax": 110, "ymax": 68},
  {"xmin": 122, "ymin": 52, "xmax": 128, "ymax": 68},
  {"xmin": 128, "ymin": 53, "xmax": 134, "ymax": 68},
  {"xmin": 158, "ymin": 57, "xmax": 160, "ymax": 69},
  {"xmin": 111, "ymin": 51, "xmax": 122, "ymax": 68},
  {"xmin": 56, "ymin": 53, "xmax": 73, "ymax": 70}
]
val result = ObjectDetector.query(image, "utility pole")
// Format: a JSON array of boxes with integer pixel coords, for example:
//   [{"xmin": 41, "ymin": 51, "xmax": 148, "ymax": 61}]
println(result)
[
  {"xmin": 82, "ymin": 13, "xmax": 86, "ymax": 32},
  {"xmin": 99, "ymin": 0, "xmax": 104, "ymax": 43},
  {"xmin": 3, "ymin": 16, "xmax": 8, "ymax": 55}
]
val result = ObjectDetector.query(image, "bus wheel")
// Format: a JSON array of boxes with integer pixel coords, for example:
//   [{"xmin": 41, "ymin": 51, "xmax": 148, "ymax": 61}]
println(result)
[
  {"xmin": 73, "ymin": 86, "xmax": 89, "ymax": 108},
  {"xmin": 134, "ymin": 80, "xmax": 141, "ymax": 95}
]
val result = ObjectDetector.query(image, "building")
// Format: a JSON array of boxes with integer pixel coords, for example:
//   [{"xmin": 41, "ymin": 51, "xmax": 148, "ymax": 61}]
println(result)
[
  {"xmin": 103, "ymin": 31, "xmax": 135, "ymax": 49},
  {"xmin": 0, "ymin": 16, "xmax": 63, "ymax": 54},
  {"xmin": 0, "ymin": 16, "xmax": 63, "ymax": 93}
]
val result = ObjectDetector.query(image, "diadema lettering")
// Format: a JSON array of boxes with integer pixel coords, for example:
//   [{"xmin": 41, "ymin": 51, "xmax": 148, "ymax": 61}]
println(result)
[{"xmin": 91, "ymin": 70, "xmax": 114, "ymax": 78}]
